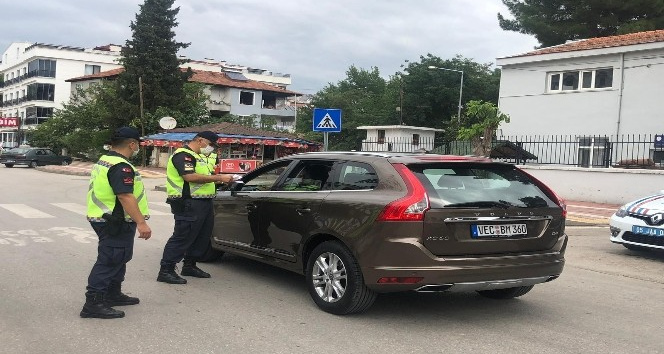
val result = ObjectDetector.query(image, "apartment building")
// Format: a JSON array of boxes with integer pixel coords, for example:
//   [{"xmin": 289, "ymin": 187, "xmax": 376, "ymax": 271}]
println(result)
[{"xmin": 0, "ymin": 43, "xmax": 122, "ymax": 146}]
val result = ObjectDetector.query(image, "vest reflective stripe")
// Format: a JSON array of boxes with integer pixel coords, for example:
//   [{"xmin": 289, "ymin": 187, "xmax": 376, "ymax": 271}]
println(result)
[
  {"xmin": 166, "ymin": 148, "xmax": 216, "ymax": 199},
  {"xmin": 86, "ymin": 155, "xmax": 150, "ymax": 222}
]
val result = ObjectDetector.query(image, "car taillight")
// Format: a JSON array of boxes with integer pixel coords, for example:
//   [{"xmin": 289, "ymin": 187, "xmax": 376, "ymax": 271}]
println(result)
[
  {"xmin": 520, "ymin": 169, "xmax": 567, "ymax": 218},
  {"xmin": 377, "ymin": 163, "xmax": 430, "ymax": 222}
]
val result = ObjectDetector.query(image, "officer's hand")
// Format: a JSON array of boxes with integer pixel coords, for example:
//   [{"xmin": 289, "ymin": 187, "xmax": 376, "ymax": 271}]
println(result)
[
  {"xmin": 137, "ymin": 221, "xmax": 152, "ymax": 240},
  {"xmin": 215, "ymin": 174, "xmax": 235, "ymax": 184}
]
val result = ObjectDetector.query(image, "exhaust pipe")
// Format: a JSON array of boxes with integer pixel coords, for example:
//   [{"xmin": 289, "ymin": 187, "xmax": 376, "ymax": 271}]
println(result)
[{"xmin": 415, "ymin": 284, "xmax": 453, "ymax": 293}]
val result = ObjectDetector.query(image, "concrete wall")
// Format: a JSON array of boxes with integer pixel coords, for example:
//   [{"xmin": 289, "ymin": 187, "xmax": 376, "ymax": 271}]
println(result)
[{"xmin": 519, "ymin": 165, "xmax": 664, "ymax": 205}]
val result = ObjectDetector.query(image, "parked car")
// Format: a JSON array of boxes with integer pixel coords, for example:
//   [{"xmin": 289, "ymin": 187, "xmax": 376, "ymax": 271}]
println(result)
[
  {"xmin": 206, "ymin": 152, "xmax": 567, "ymax": 314},
  {"xmin": 0, "ymin": 147, "xmax": 72, "ymax": 168},
  {"xmin": 610, "ymin": 192, "xmax": 664, "ymax": 251}
]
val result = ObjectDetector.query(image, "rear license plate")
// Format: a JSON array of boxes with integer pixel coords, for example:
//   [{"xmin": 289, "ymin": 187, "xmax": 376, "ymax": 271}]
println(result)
[
  {"xmin": 632, "ymin": 225, "xmax": 664, "ymax": 237},
  {"xmin": 471, "ymin": 224, "xmax": 528, "ymax": 238}
]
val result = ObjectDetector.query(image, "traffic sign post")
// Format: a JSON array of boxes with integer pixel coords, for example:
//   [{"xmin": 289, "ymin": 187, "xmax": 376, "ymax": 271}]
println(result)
[{"xmin": 313, "ymin": 108, "xmax": 342, "ymax": 151}]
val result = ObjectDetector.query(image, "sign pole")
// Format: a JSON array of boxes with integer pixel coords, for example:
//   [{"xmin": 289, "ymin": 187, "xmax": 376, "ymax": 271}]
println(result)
[{"xmin": 324, "ymin": 132, "xmax": 329, "ymax": 151}]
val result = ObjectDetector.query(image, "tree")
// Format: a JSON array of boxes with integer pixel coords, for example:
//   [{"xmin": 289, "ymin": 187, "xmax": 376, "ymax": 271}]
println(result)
[
  {"xmin": 457, "ymin": 101, "xmax": 510, "ymax": 157},
  {"xmin": 398, "ymin": 54, "xmax": 501, "ymax": 136},
  {"xmin": 31, "ymin": 83, "xmax": 123, "ymax": 158},
  {"xmin": 297, "ymin": 66, "xmax": 396, "ymax": 150},
  {"xmin": 116, "ymin": 0, "xmax": 192, "ymax": 129},
  {"xmin": 498, "ymin": 0, "xmax": 664, "ymax": 47}
]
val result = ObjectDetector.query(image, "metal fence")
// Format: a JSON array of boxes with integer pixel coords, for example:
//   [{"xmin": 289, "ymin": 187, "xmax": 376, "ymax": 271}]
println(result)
[{"xmin": 358, "ymin": 134, "xmax": 664, "ymax": 168}]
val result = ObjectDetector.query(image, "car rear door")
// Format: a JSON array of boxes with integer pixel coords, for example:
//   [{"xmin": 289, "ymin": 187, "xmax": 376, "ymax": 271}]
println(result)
[{"xmin": 411, "ymin": 162, "xmax": 565, "ymax": 256}]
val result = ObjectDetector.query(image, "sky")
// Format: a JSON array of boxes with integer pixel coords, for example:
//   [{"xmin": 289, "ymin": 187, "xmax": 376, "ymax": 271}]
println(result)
[{"xmin": 0, "ymin": 0, "xmax": 539, "ymax": 93}]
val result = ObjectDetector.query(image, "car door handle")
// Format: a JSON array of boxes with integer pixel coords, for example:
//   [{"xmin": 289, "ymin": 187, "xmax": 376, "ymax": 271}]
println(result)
[
  {"xmin": 246, "ymin": 204, "xmax": 257, "ymax": 211},
  {"xmin": 296, "ymin": 208, "xmax": 311, "ymax": 215}
]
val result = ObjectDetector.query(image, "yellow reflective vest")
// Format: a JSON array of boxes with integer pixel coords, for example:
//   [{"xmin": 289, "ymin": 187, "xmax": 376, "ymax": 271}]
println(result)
[
  {"xmin": 87, "ymin": 154, "xmax": 150, "ymax": 222},
  {"xmin": 166, "ymin": 147, "xmax": 216, "ymax": 199}
]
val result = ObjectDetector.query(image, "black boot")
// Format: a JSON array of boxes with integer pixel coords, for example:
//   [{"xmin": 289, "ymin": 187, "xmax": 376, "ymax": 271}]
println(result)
[
  {"xmin": 157, "ymin": 264, "xmax": 187, "ymax": 284},
  {"xmin": 181, "ymin": 260, "xmax": 211, "ymax": 278},
  {"xmin": 106, "ymin": 282, "xmax": 140, "ymax": 306},
  {"xmin": 80, "ymin": 293, "xmax": 125, "ymax": 319}
]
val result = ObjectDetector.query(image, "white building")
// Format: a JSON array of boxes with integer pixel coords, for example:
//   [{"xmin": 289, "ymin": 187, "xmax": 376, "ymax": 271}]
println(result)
[
  {"xmin": 496, "ymin": 30, "xmax": 664, "ymax": 166},
  {"xmin": 497, "ymin": 30, "xmax": 664, "ymax": 137},
  {"xmin": 67, "ymin": 68, "xmax": 299, "ymax": 132},
  {"xmin": 357, "ymin": 125, "xmax": 443, "ymax": 152},
  {"xmin": 0, "ymin": 41, "xmax": 299, "ymax": 147},
  {"xmin": 0, "ymin": 43, "xmax": 122, "ymax": 146}
]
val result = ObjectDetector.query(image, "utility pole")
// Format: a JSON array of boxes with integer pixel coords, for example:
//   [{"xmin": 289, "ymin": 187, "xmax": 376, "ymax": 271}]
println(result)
[{"xmin": 139, "ymin": 77, "xmax": 146, "ymax": 166}]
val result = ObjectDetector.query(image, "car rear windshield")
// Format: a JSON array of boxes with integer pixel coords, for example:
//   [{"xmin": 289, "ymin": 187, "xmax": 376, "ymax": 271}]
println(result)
[{"xmin": 407, "ymin": 163, "xmax": 557, "ymax": 209}]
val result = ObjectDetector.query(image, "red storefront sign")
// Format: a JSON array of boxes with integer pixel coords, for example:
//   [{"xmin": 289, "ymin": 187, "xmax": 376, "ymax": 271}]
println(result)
[
  {"xmin": 217, "ymin": 159, "xmax": 262, "ymax": 173},
  {"xmin": 0, "ymin": 117, "xmax": 19, "ymax": 127}
]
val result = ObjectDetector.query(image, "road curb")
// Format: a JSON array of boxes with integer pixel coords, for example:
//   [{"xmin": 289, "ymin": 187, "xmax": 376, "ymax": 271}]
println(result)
[{"xmin": 36, "ymin": 166, "xmax": 90, "ymax": 176}]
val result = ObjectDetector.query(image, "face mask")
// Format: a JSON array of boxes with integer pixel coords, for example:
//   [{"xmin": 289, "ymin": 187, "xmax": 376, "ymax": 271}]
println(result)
[
  {"xmin": 201, "ymin": 145, "xmax": 215, "ymax": 155},
  {"xmin": 131, "ymin": 143, "xmax": 140, "ymax": 157}
]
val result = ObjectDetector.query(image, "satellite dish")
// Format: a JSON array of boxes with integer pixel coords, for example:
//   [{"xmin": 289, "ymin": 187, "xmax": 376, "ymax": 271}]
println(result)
[{"xmin": 159, "ymin": 116, "xmax": 177, "ymax": 130}]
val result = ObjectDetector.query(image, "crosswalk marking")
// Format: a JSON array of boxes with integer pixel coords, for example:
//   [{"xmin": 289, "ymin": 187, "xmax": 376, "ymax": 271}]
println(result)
[
  {"xmin": 51, "ymin": 203, "xmax": 87, "ymax": 215},
  {"xmin": 0, "ymin": 202, "xmax": 172, "ymax": 219},
  {"xmin": 0, "ymin": 204, "xmax": 55, "ymax": 219}
]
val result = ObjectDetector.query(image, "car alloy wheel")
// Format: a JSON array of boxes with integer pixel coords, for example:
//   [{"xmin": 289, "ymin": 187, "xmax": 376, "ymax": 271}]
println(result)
[
  {"xmin": 305, "ymin": 241, "xmax": 376, "ymax": 315},
  {"xmin": 61, "ymin": 160, "xmax": 70, "ymax": 166},
  {"xmin": 311, "ymin": 252, "xmax": 347, "ymax": 303},
  {"xmin": 29, "ymin": 161, "xmax": 37, "ymax": 168}
]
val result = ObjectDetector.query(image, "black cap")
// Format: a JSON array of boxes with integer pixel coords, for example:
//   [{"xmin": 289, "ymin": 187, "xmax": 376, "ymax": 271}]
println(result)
[
  {"xmin": 112, "ymin": 127, "xmax": 141, "ymax": 141},
  {"xmin": 194, "ymin": 131, "xmax": 220, "ymax": 147}
]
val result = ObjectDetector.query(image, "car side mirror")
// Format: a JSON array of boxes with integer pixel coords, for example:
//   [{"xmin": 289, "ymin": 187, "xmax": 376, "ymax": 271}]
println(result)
[{"xmin": 229, "ymin": 180, "xmax": 245, "ymax": 192}]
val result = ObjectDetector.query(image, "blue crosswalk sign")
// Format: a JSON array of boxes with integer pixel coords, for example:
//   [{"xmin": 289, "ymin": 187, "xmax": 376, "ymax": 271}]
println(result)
[{"xmin": 313, "ymin": 108, "xmax": 342, "ymax": 133}]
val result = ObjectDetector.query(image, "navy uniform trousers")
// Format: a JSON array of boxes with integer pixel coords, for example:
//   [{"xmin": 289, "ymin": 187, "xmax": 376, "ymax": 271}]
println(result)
[
  {"xmin": 160, "ymin": 198, "xmax": 214, "ymax": 266},
  {"xmin": 86, "ymin": 222, "xmax": 136, "ymax": 295}
]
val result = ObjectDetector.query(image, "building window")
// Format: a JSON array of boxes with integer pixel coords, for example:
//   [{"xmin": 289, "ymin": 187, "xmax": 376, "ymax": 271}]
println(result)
[
  {"xmin": 85, "ymin": 64, "xmax": 101, "ymax": 75},
  {"xmin": 25, "ymin": 106, "xmax": 53, "ymax": 125},
  {"xmin": 377, "ymin": 130, "xmax": 386, "ymax": 144},
  {"xmin": 548, "ymin": 68, "xmax": 613, "ymax": 92},
  {"xmin": 239, "ymin": 91, "xmax": 254, "ymax": 105},
  {"xmin": 27, "ymin": 59, "xmax": 57, "ymax": 78},
  {"xmin": 26, "ymin": 83, "xmax": 55, "ymax": 101},
  {"xmin": 412, "ymin": 134, "xmax": 420, "ymax": 146}
]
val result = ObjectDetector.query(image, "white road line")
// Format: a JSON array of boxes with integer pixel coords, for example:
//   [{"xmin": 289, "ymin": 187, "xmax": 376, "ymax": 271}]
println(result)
[
  {"xmin": 150, "ymin": 209, "xmax": 171, "ymax": 216},
  {"xmin": 51, "ymin": 203, "xmax": 87, "ymax": 215},
  {"xmin": 568, "ymin": 205, "xmax": 619, "ymax": 212},
  {"xmin": 0, "ymin": 204, "xmax": 55, "ymax": 219},
  {"xmin": 568, "ymin": 212, "xmax": 610, "ymax": 219},
  {"xmin": 149, "ymin": 202, "xmax": 170, "ymax": 208}
]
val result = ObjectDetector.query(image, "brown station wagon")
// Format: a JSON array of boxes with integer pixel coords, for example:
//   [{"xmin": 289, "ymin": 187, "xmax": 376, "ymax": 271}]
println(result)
[{"xmin": 206, "ymin": 152, "xmax": 567, "ymax": 315}]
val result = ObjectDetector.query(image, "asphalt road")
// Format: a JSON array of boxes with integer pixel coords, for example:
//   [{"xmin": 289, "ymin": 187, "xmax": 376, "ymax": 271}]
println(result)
[{"xmin": 0, "ymin": 167, "xmax": 663, "ymax": 354}]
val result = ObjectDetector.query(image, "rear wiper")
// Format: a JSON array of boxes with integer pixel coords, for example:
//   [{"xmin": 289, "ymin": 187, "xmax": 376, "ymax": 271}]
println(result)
[{"xmin": 444, "ymin": 200, "xmax": 515, "ymax": 209}]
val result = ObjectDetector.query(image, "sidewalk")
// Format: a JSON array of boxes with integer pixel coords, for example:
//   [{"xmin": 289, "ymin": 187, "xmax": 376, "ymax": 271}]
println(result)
[
  {"xmin": 36, "ymin": 161, "xmax": 167, "ymax": 178},
  {"xmin": 33, "ymin": 162, "xmax": 617, "ymax": 225}
]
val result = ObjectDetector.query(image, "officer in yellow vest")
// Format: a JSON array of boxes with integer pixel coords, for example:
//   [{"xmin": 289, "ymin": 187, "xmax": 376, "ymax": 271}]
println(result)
[
  {"xmin": 81, "ymin": 127, "xmax": 152, "ymax": 319},
  {"xmin": 203, "ymin": 151, "xmax": 218, "ymax": 174},
  {"xmin": 157, "ymin": 131, "xmax": 236, "ymax": 284}
]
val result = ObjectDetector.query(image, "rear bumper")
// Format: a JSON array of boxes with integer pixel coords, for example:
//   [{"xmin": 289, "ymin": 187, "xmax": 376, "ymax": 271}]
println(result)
[
  {"xmin": 360, "ymin": 234, "xmax": 567, "ymax": 293},
  {"xmin": 0, "ymin": 159, "xmax": 28, "ymax": 165}
]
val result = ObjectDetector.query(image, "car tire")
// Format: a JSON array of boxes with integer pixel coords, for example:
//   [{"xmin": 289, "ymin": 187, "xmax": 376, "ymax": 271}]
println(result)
[
  {"xmin": 29, "ymin": 161, "xmax": 38, "ymax": 168},
  {"xmin": 623, "ymin": 243, "xmax": 649, "ymax": 252},
  {"xmin": 477, "ymin": 285, "xmax": 534, "ymax": 299},
  {"xmin": 198, "ymin": 243, "xmax": 224, "ymax": 262},
  {"xmin": 61, "ymin": 160, "xmax": 71, "ymax": 166},
  {"xmin": 305, "ymin": 241, "xmax": 377, "ymax": 315},
  {"xmin": 4, "ymin": 164, "xmax": 13, "ymax": 168}
]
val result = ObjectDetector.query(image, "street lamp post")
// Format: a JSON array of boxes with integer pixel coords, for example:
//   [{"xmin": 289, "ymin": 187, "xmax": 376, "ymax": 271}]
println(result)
[{"xmin": 428, "ymin": 65, "xmax": 464, "ymax": 123}]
